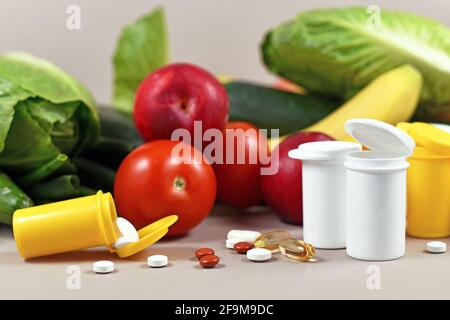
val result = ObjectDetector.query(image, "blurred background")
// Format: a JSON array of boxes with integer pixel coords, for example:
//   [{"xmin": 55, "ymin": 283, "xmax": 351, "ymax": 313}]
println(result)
[{"xmin": 0, "ymin": 0, "xmax": 448, "ymax": 104}]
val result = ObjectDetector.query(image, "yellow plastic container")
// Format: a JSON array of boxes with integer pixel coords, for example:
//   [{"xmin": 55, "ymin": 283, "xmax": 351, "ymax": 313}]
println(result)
[
  {"xmin": 13, "ymin": 191, "xmax": 178, "ymax": 259},
  {"xmin": 398, "ymin": 123, "xmax": 450, "ymax": 238}
]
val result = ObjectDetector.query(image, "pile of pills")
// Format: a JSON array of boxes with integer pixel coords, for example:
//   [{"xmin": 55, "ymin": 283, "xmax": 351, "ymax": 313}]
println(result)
[
  {"xmin": 226, "ymin": 229, "xmax": 315, "ymax": 263},
  {"xmin": 92, "ymin": 229, "xmax": 446, "ymax": 274},
  {"xmin": 195, "ymin": 247, "xmax": 220, "ymax": 268}
]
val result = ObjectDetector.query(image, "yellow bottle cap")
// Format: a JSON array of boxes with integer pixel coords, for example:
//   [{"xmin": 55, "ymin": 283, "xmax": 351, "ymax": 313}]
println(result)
[
  {"xmin": 408, "ymin": 122, "xmax": 450, "ymax": 155},
  {"xmin": 115, "ymin": 215, "xmax": 178, "ymax": 258}
]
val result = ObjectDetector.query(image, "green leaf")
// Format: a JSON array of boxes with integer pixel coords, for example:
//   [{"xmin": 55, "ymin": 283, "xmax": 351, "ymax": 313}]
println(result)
[
  {"xmin": 0, "ymin": 52, "xmax": 99, "ymax": 148},
  {"xmin": 27, "ymin": 175, "xmax": 81, "ymax": 201},
  {"xmin": 112, "ymin": 7, "xmax": 169, "ymax": 113},
  {"xmin": 0, "ymin": 101, "xmax": 62, "ymax": 173},
  {"xmin": 0, "ymin": 77, "xmax": 33, "ymax": 152},
  {"xmin": 262, "ymin": 7, "xmax": 450, "ymax": 118}
]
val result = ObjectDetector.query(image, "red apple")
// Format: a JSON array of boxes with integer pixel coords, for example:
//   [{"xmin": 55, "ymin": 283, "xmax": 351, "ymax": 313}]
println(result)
[
  {"xmin": 261, "ymin": 132, "xmax": 334, "ymax": 225},
  {"xmin": 133, "ymin": 63, "xmax": 229, "ymax": 143}
]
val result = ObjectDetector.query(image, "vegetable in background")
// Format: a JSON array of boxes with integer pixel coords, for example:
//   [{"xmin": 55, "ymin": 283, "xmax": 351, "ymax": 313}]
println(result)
[
  {"xmin": 262, "ymin": 7, "xmax": 450, "ymax": 122},
  {"xmin": 112, "ymin": 7, "xmax": 169, "ymax": 113},
  {"xmin": 0, "ymin": 52, "xmax": 100, "ymax": 222},
  {"xmin": 0, "ymin": 173, "xmax": 33, "ymax": 224},
  {"xmin": 270, "ymin": 65, "xmax": 423, "ymax": 148},
  {"xmin": 226, "ymin": 81, "xmax": 340, "ymax": 137}
]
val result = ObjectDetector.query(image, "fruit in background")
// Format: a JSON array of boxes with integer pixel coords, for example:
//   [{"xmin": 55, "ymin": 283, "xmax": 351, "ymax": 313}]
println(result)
[
  {"xmin": 214, "ymin": 121, "xmax": 268, "ymax": 208},
  {"xmin": 269, "ymin": 65, "xmax": 422, "ymax": 149},
  {"xmin": 261, "ymin": 132, "xmax": 334, "ymax": 225},
  {"xmin": 272, "ymin": 78, "xmax": 305, "ymax": 94},
  {"xmin": 114, "ymin": 140, "xmax": 216, "ymax": 237},
  {"xmin": 216, "ymin": 74, "xmax": 234, "ymax": 85},
  {"xmin": 134, "ymin": 63, "xmax": 229, "ymax": 143}
]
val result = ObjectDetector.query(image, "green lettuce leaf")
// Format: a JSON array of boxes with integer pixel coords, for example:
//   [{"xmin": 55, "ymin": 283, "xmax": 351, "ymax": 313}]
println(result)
[
  {"xmin": 0, "ymin": 52, "xmax": 99, "ymax": 149},
  {"xmin": 0, "ymin": 77, "xmax": 34, "ymax": 152},
  {"xmin": 262, "ymin": 7, "xmax": 450, "ymax": 120},
  {"xmin": 112, "ymin": 7, "xmax": 169, "ymax": 113}
]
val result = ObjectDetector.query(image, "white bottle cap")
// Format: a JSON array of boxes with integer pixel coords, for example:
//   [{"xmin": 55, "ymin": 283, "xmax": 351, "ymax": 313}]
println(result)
[{"xmin": 346, "ymin": 118, "xmax": 415, "ymax": 157}]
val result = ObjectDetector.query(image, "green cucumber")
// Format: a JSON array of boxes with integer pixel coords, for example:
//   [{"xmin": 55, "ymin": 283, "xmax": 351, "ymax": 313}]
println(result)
[
  {"xmin": 226, "ymin": 81, "xmax": 340, "ymax": 136},
  {"xmin": 81, "ymin": 106, "xmax": 143, "ymax": 169},
  {"xmin": 0, "ymin": 172, "xmax": 33, "ymax": 224}
]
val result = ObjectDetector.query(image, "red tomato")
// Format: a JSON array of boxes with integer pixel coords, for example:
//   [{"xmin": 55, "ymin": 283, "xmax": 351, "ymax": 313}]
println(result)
[
  {"xmin": 114, "ymin": 140, "xmax": 216, "ymax": 237},
  {"xmin": 213, "ymin": 122, "xmax": 269, "ymax": 208}
]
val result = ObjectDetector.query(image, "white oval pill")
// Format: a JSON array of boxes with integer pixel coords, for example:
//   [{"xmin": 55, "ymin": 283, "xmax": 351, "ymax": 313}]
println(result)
[
  {"xmin": 227, "ymin": 230, "xmax": 261, "ymax": 244},
  {"xmin": 426, "ymin": 241, "xmax": 446, "ymax": 253},
  {"xmin": 116, "ymin": 217, "xmax": 139, "ymax": 242},
  {"xmin": 148, "ymin": 255, "xmax": 168, "ymax": 268},
  {"xmin": 93, "ymin": 260, "xmax": 114, "ymax": 274},
  {"xmin": 247, "ymin": 248, "xmax": 272, "ymax": 262},
  {"xmin": 226, "ymin": 238, "xmax": 244, "ymax": 249}
]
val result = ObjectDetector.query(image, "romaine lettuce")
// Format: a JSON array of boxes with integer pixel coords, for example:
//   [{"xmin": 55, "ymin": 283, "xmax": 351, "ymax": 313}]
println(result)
[{"xmin": 262, "ymin": 7, "xmax": 450, "ymax": 121}]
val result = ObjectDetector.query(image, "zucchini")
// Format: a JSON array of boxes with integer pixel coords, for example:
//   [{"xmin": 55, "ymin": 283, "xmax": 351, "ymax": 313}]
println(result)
[
  {"xmin": 81, "ymin": 106, "xmax": 143, "ymax": 169},
  {"xmin": 226, "ymin": 81, "xmax": 340, "ymax": 136},
  {"xmin": 0, "ymin": 172, "xmax": 33, "ymax": 224}
]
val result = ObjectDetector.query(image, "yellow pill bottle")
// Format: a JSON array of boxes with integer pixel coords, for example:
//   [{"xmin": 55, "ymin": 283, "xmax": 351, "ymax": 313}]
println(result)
[
  {"xmin": 398, "ymin": 122, "xmax": 450, "ymax": 238},
  {"xmin": 13, "ymin": 191, "xmax": 177, "ymax": 259}
]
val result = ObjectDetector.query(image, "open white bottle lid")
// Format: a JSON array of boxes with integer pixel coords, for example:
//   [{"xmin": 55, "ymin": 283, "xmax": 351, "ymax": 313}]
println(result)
[
  {"xmin": 345, "ymin": 119, "xmax": 415, "ymax": 157},
  {"xmin": 289, "ymin": 141, "xmax": 361, "ymax": 161}
]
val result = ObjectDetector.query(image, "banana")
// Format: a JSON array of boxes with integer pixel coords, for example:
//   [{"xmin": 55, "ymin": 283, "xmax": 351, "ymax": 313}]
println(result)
[{"xmin": 269, "ymin": 65, "xmax": 423, "ymax": 150}]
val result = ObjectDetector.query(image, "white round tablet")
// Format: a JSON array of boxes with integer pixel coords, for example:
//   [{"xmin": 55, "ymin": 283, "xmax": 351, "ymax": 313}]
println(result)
[
  {"xmin": 116, "ymin": 217, "xmax": 139, "ymax": 242},
  {"xmin": 93, "ymin": 260, "xmax": 114, "ymax": 274},
  {"xmin": 247, "ymin": 248, "xmax": 272, "ymax": 262},
  {"xmin": 148, "ymin": 255, "xmax": 168, "ymax": 268},
  {"xmin": 226, "ymin": 238, "xmax": 243, "ymax": 249},
  {"xmin": 426, "ymin": 241, "xmax": 447, "ymax": 253}
]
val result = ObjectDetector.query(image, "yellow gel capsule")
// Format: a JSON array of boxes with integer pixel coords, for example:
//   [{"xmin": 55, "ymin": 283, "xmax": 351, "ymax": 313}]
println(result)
[
  {"xmin": 254, "ymin": 230, "xmax": 292, "ymax": 253},
  {"xmin": 279, "ymin": 239, "xmax": 315, "ymax": 262}
]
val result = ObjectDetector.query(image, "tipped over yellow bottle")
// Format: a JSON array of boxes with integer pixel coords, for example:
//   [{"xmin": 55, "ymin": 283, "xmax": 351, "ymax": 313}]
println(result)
[{"xmin": 13, "ymin": 191, "xmax": 178, "ymax": 259}]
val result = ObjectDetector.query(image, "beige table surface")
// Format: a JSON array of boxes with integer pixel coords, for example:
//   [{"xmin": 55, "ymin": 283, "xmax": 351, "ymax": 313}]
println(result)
[{"xmin": 0, "ymin": 205, "xmax": 449, "ymax": 300}]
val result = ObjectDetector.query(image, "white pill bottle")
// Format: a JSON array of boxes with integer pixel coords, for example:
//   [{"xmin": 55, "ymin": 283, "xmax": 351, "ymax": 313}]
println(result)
[
  {"xmin": 344, "ymin": 119, "xmax": 415, "ymax": 261},
  {"xmin": 289, "ymin": 141, "xmax": 361, "ymax": 249}
]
